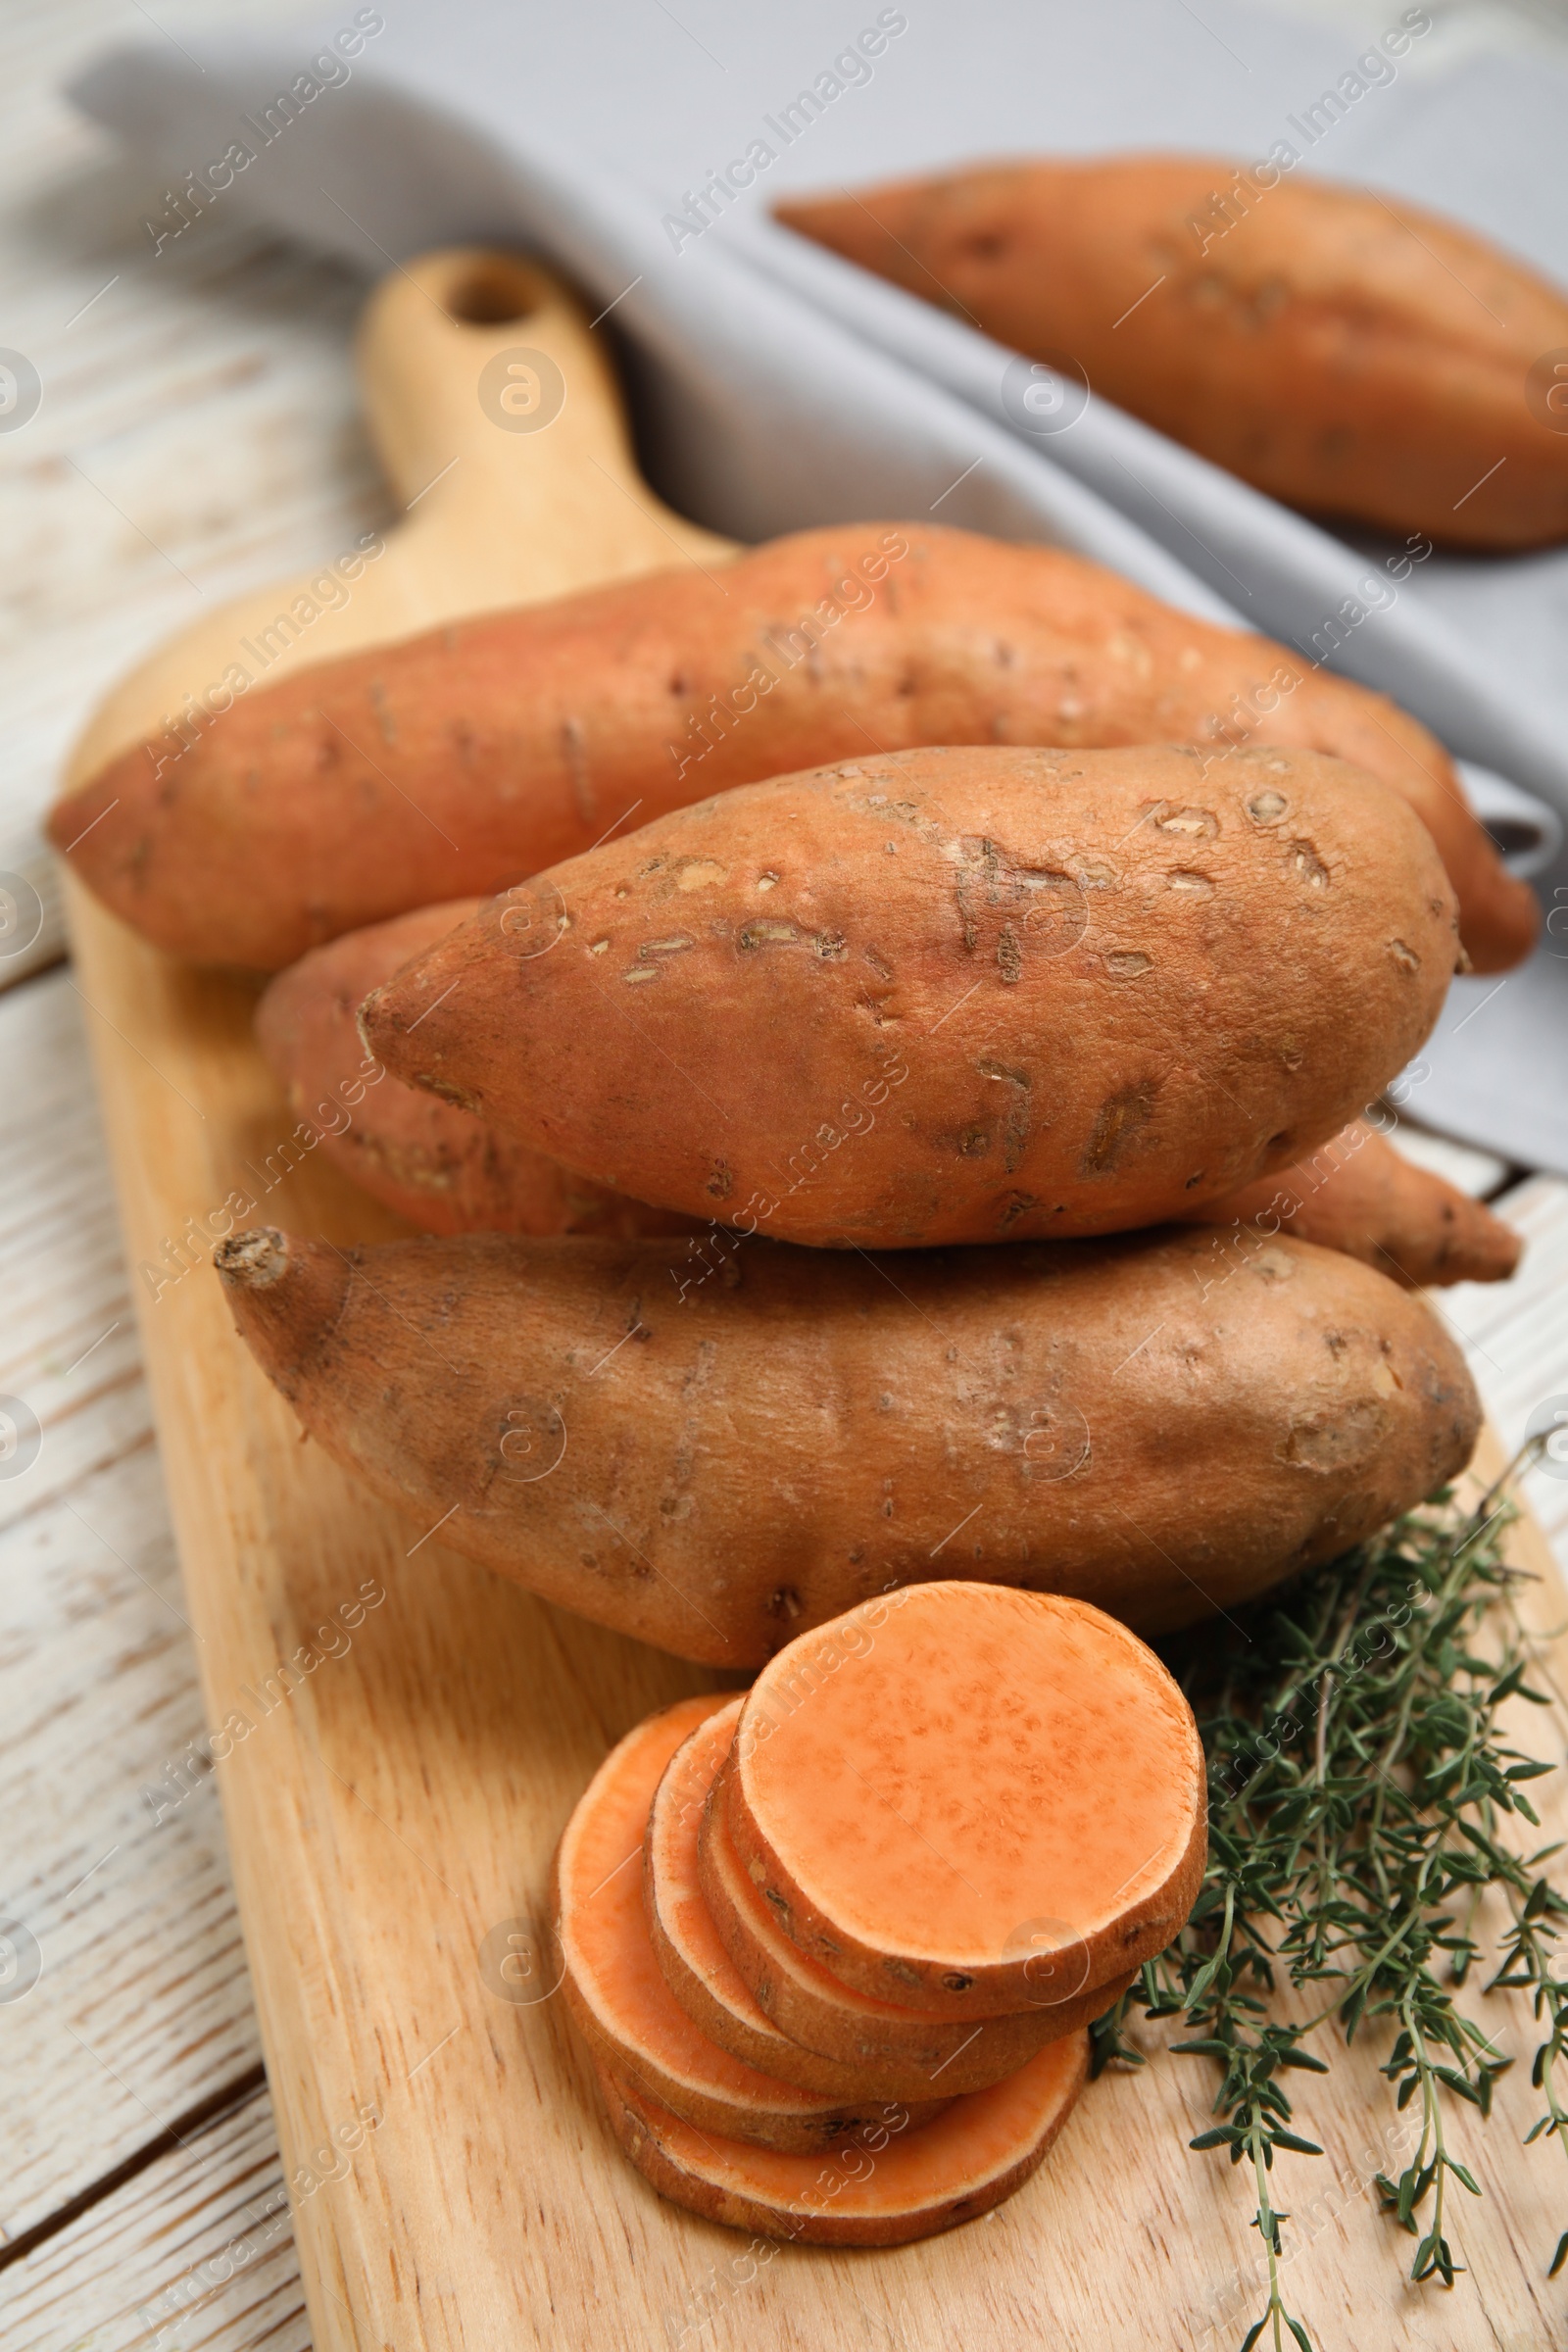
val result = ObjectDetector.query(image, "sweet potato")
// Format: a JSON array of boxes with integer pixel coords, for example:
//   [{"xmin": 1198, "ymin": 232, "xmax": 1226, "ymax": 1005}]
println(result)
[
  {"xmin": 719, "ymin": 1586, "xmax": 1202, "ymax": 2017},
  {"xmin": 262, "ymin": 906, "xmax": 1521, "ymax": 1280},
  {"xmin": 1184, "ymin": 1117, "xmax": 1521, "ymax": 1289},
  {"xmin": 255, "ymin": 902, "xmax": 697, "ymax": 1239},
  {"xmin": 776, "ymin": 158, "xmax": 1568, "ymax": 550},
  {"xmin": 594, "ymin": 2032, "xmax": 1088, "ymax": 2245},
  {"xmin": 365, "ymin": 745, "xmax": 1457, "ymax": 1248},
  {"xmin": 213, "ymin": 1224, "xmax": 1480, "ymax": 1666},
  {"xmin": 655, "ymin": 1696, "xmax": 1094, "ymax": 2096},
  {"xmin": 698, "ymin": 1761, "xmax": 1127, "ymax": 2093},
  {"xmin": 50, "ymin": 522, "xmax": 1533, "ymax": 973},
  {"xmin": 646, "ymin": 1698, "xmax": 921, "ymax": 2097},
  {"xmin": 554, "ymin": 1695, "xmax": 949, "ymax": 2150}
]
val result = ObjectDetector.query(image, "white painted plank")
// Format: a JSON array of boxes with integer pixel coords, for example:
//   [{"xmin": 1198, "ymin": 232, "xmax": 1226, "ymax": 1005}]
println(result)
[{"xmin": 0, "ymin": 2085, "xmax": 310, "ymax": 2352}]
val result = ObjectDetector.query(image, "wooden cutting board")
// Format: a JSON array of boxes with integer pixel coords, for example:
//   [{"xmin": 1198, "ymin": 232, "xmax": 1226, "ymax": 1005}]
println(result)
[{"xmin": 59, "ymin": 248, "xmax": 1568, "ymax": 2351}]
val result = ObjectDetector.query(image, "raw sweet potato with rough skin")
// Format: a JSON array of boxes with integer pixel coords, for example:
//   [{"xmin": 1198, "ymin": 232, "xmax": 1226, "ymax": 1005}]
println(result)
[
  {"xmin": 258, "ymin": 897, "xmax": 1521, "ymax": 1281},
  {"xmin": 553, "ymin": 1695, "xmax": 952, "ymax": 2149},
  {"xmin": 49, "ymin": 523, "xmax": 1534, "ymax": 973},
  {"xmin": 1184, "ymin": 1116, "xmax": 1521, "ymax": 1289},
  {"xmin": 255, "ymin": 902, "xmax": 697, "ymax": 1240},
  {"xmin": 213, "ymin": 1223, "xmax": 1480, "ymax": 1668},
  {"xmin": 364, "ymin": 745, "xmax": 1458, "ymax": 1249},
  {"xmin": 594, "ymin": 2032, "xmax": 1088, "ymax": 2244},
  {"xmin": 776, "ymin": 159, "xmax": 1568, "ymax": 550},
  {"xmin": 697, "ymin": 1749, "xmax": 1132, "ymax": 2091},
  {"xmin": 719, "ymin": 1585, "xmax": 1203, "ymax": 2018}
]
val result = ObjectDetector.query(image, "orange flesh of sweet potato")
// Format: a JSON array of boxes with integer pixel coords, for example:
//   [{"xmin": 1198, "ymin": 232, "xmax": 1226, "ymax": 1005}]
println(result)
[
  {"xmin": 724, "ymin": 1584, "xmax": 1205, "ymax": 2015},
  {"xmin": 776, "ymin": 160, "xmax": 1568, "ymax": 552},
  {"xmin": 213, "ymin": 1224, "xmax": 1481, "ymax": 1667},
  {"xmin": 645, "ymin": 1700, "xmax": 928, "ymax": 2099},
  {"xmin": 1188, "ymin": 1117, "xmax": 1521, "ymax": 1289},
  {"xmin": 50, "ymin": 522, "xmax": 1534, "ymax": 973},
  {"xmin": 697, "ymin": 1767, "xmax": 1129, "ymax": 2094},
  {"xmin": 554, "ymin": 1696, "xmax": 951, "ymax": 2151},
  {"xmin": 364, "ymin": 744, "xmax": 1458, "ymax": 1248},
  {"xmin": 594, "ymin": 2031, "xmax": 1088, "ymax": 2244},
  {"xmin": 255, "ymin": 902, "xmax": 699, "ymax": 1239}
]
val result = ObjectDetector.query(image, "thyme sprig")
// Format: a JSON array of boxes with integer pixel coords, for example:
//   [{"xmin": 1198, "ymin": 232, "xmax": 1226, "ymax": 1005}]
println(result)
[{"xmin": 1091, "ymin": 1456, "xmax": 1568, "ymax": 2350}]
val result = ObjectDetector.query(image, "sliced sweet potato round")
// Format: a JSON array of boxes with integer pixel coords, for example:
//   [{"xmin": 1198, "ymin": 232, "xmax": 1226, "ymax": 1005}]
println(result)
[
  {"xmin": 699, "ymin": 1775, "xmax": 1124, "ymax": 2095},
  {"xmin": 645, "ymin": 1698, "xmax": 924, "ymax": 2101},
  {"xmin": 594, "ymin": 2030, "xmax": 1089, "ymax": 2245},
  {"xmin": 554, "ymin": 1695, "xmax": 949, "ymax": 2152},
  {"xmin": 725, "ymin": 1584, "xmax": 1205, "ymax": 2016}
]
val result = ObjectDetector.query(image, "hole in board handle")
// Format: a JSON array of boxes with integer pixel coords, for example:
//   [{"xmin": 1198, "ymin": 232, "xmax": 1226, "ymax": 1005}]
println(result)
[{"xmin": 444, "ymin": 260, "xmax": 541, "ymax": 327}]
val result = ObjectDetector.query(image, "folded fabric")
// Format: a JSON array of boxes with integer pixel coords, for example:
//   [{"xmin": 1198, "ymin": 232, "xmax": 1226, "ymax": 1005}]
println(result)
[{"xmin": 69, "ymin": 0, "xmax": 1568, "ymax": 1167}]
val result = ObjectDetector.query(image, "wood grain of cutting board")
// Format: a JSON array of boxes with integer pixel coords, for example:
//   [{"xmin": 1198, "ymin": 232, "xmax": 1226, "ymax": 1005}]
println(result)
[{"xmin": 59, "ymin": 249, "xmax": 1568, "ymax": 2350}]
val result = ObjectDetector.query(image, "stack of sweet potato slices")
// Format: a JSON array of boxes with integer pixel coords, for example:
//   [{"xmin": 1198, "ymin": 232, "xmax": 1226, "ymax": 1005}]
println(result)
[{"xmin": 553, "ymin": 1581, "xmax": 1205, "ymax": 2243}]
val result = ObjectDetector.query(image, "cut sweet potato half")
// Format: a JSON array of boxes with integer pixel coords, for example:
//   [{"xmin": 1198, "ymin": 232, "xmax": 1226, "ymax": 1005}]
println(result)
[
  {"xmin": 645, "ymin": 1699, "xmax": 924, "ymax": 2101},
  {"xmin": 554, "ymin": 1695, "xmax": 949, "ymax": 2151},
  {"xmin": 725, "ymin": 1584, "xmax": 1205, "ymax": 2015},
  {"xmin": 699, "ymin": 1778, "xmax": 1126, "ymax": 2095},
  {"xmin": 594, "ymin": 2030, "xmax": 1089, "ymax": 2245}
]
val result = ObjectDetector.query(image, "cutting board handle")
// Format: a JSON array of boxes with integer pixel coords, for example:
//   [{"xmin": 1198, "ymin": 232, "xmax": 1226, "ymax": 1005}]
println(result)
[{"xmin": 358, "ymin": 249, "xmax": 639, "ymax": 514}]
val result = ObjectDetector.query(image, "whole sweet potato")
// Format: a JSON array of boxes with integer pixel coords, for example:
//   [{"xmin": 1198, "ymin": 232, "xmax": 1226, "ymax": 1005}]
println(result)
[
  {"xmin": 266, "ymin": 903, "xmax": 1516, "ymax": 1278},
  {"xmin": 49, "ymin": 523, "xmax": 1533, "ymax": 973},
  {"xmin": 363, "ymin": 744, "xmax": 1458, "ymax": 1249},
  {"xmin": 255, "ymin": 902, "xmax": 698, "ymax": 1240},
  {"xmin": 776, "ymin": 158, "xmax": 1568, "ymax": 549},
  {"xmin": 215, "ymin": 1223, "xmax": 1480, "ymax": 1667}
]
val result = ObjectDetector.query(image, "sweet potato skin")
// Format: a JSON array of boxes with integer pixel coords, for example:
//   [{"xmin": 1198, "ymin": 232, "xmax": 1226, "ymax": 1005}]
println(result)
[
  {"xmin": 255, "ymin": 902, "xmax": 698, "ymax": 1240},
  {"xmin": 213, "ymin": 1224, "xmax": 1481, "ymax": 1668},
  {"xmin": 1189, "ymin": 1117, "xmax": 1521, "ymax": 1289},
  {"xmin": 365, "ymin": 745, "xmax": 1458, "ymax": 1249},
  {"xmin": 262, "ymin": 911, "xmax": 1521, "ymax": 1284},
  {"xmin": 776, "ymin": 159, "xmax": 1568, "ymax": 550},
  {"xmin": 50, "ymin": 522, "xmax": 1534, "ymax": 973}
]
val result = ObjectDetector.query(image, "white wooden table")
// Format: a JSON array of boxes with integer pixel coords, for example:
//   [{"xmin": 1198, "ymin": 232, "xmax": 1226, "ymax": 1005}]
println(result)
[{"xmin": 3, "ymin": 4, "xmax": 1568, "ymax": 2345}]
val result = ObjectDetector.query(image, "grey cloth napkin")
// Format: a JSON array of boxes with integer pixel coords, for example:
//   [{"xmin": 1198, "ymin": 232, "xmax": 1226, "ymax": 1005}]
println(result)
[{"xmin": 70, "ymin": 0, "xmax": 1568, "ymax": 1167}]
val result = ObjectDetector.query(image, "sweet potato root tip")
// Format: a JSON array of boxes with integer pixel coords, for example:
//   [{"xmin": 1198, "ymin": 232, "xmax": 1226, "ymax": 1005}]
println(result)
[
  {"xmin": 555, "ymin": 1697, "xmax": 950, "ymax": 2150},
  {"xmin": 594, "ymin": 2030, "xmax": 1089, "ymax": 2244},
  {"xmin": 215, "ymin": 1227, "xmax": 1482, "ymax": 1664},
  {"xmin": 696, "ymin": 1773, "xmax": 1126, "ymax": 2093},
  {"xmin": 53, "ymin": 521, "xmax": 1524, "ymax": 973},
  {"xmin": 724, "ymin": 1584, "xmax": 1205, "ymax": 2015},
  {"xmin": 367, "ymin": 744, "xmax": 1459, "ymax": 1247},
  {"xmin": 1189, "ymin": 1119, "xmax": 1524, "ymax": 1289},
  {"xmin": 213, "ymin": 1227, "xmax": 291, "ymax": 1289}
]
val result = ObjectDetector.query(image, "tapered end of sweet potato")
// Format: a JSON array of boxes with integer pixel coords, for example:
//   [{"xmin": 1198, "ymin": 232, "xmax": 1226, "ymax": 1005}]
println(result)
[
  {"xmin": 214, "ymin": 1227, "xmax": 352, "ymax": 1402},
  {"xmin": 773, "ymin": 183, "xmax": 926, "ymax": 282},
  {"xmin": 1455, "ymin": 851, "xmax": 1540, "ymax": 975}
]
